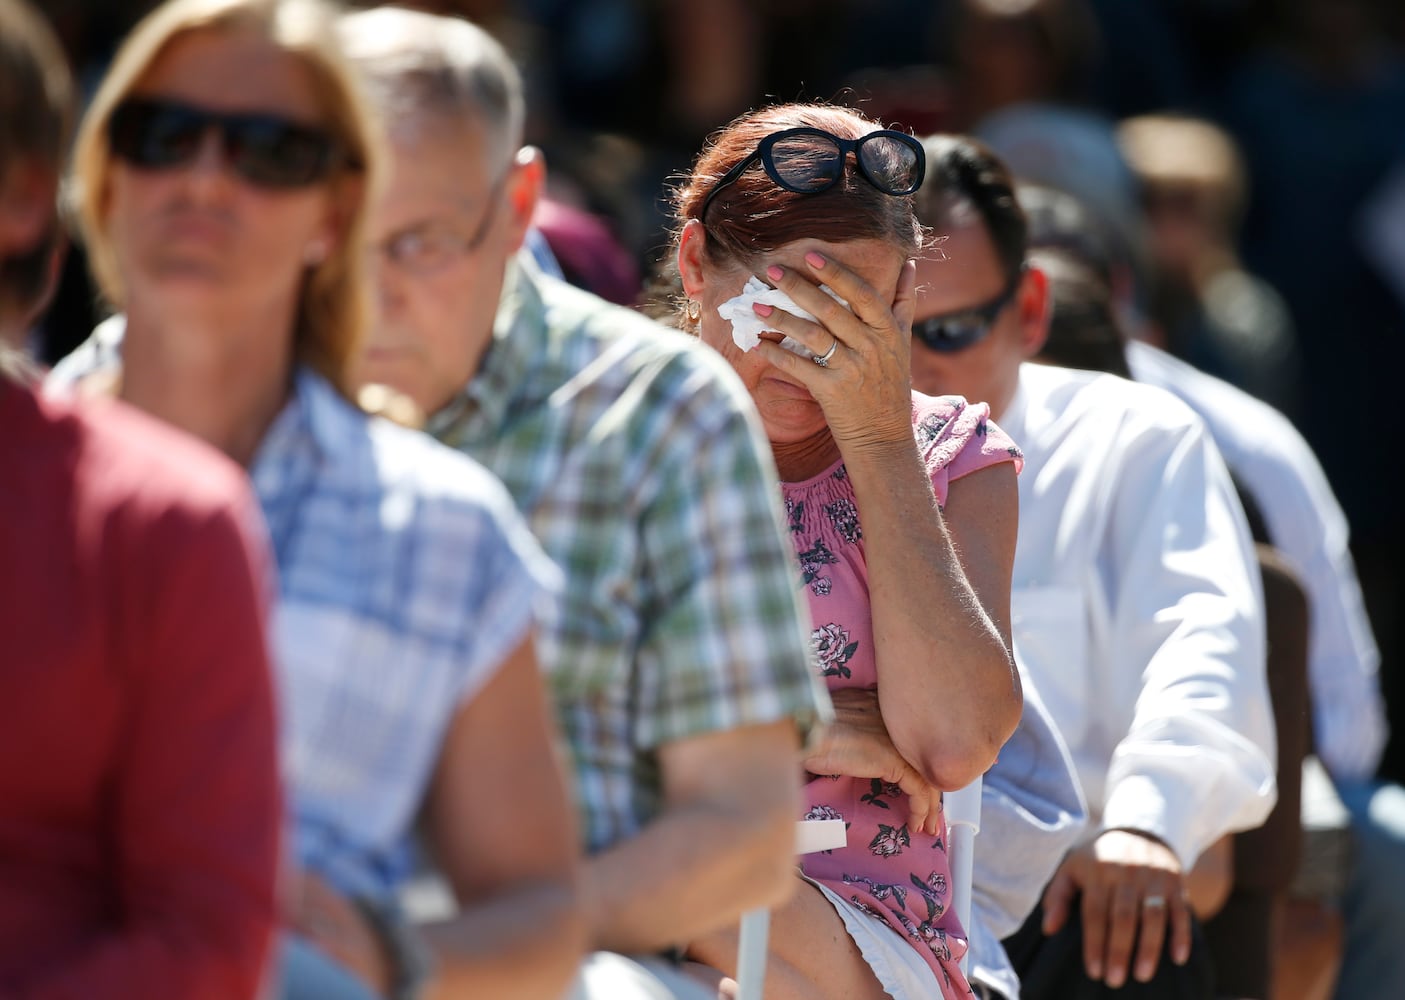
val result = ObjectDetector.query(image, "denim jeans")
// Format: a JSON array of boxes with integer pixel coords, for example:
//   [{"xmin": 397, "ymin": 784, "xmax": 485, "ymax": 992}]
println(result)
[
  {"xmin": 1333, "ymin": 779, "xmax": 1405, "ymax": 1000},
  {"xmin": 277, "ymin": 934, "xmax": 382, "ymax": 1000}
]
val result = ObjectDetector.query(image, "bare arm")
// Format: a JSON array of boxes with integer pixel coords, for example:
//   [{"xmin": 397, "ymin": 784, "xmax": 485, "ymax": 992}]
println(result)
[
  {"xmin": 418, "ymin": 634, "xmax": 586, "ymax": 999},
  {"xmin": 584, "ymin": 719, "xmax": 801, "ymax": 954},
  {"xmin": 757, "ymin": 253, "xmax": 1022, "ymax": 788},
  {"xmin": 850, "ymin": 452, "xmax": 1020, "ymax": 789}
]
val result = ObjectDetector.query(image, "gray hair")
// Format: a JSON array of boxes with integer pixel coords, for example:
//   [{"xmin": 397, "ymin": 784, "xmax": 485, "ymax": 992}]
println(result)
[{"xmin": 339, "ymin": 6, "xmax": 523, "ymax": 171}]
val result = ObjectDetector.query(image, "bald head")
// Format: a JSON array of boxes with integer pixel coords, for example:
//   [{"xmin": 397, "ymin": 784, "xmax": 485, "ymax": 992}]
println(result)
[{"xmin": 339, "ymin": 6, "xmax": 523, "ymax": 171}]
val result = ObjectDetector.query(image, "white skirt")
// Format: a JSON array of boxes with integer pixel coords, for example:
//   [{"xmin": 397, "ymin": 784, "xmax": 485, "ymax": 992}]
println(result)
[{"xmin": 804, "ymin": 875, "xmax": 949, "ymax": 1000}]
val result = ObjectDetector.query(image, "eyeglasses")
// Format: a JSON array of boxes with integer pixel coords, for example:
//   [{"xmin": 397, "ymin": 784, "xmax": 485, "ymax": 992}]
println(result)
[
  {"xmin": 912, "ymin": 268, "xmax": 1024, "ymax": 353},
  {"xmin": 107, "ymin": 97, "xmax": 349, "ymax": 189},
  {"xmin": 700, "ymin": 126, "xmax": 925, "ymax": 221},
  {"xmin": 371, "ymin": 174, "xmax": 508, "ymax": 275}
]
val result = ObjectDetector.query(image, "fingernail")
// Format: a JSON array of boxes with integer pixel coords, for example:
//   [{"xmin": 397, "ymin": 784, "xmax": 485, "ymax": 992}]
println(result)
[
  {"xmin": 766, "ymin": 265, "xmax": 784, "ymax": 281},
  {"xmin": 753, "ymin": 303, "xmax": 773, "ymax": 317},
  {"xmin": 1106, "ymin": 967, "xmax": 1124, "ymax": 989},
  {"xmin": 1087, "ymin": 960, "xmax": 1102, "ymax": 981},
  {"xmin": 805, "ymin": 251, "xmax": 826, "ymax": 269},
  {"xmin": 1136, "ymin": 959, "xmax": 1154, "ymax": 981}
]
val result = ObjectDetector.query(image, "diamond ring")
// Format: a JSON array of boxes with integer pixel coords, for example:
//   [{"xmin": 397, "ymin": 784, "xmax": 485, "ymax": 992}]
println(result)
[{"xmin": 813, "ymin": 338, "xmax": 839, "ymax": 367}]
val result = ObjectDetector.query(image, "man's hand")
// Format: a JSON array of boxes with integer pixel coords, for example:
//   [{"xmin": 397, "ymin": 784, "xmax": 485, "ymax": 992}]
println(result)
[
  {"xmin": 802, "ymin": 688, "xmax": 944, "ymax": 836},
  {"xmin": 289, "ymin": 870, "xmax": 393, "ymax": 997},
  {"xmin": 1042, "ymin": 829, "xmax": 1193, "ymax": 988}
]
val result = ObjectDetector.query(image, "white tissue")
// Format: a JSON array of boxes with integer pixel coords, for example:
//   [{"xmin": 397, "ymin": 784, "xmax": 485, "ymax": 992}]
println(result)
[{"xmin": 717, "ymin": 276, "xmax": 849, "ymax": 358}]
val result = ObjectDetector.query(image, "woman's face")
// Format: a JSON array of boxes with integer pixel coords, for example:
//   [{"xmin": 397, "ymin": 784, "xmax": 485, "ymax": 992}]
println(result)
[
  {"xmin": 693, "ymin": 236, "xmax": 906, "ymax": 445},
  {"xmin": 103, "ymin": 27, "xmax": 341, "ymax": 330}
]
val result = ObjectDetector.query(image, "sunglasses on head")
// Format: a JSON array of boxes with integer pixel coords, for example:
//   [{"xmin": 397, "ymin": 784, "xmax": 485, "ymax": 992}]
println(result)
[
  {"xmin": 700, "ymin": 126, "xmax": 925, "ymax": 221},
  {"xmin": 912, "ymin": 267, "xmax": 1025, "ymax": 353},
  {"xmin": 107, "ymin": 97, "xmax": 348, "ymax": 189}
]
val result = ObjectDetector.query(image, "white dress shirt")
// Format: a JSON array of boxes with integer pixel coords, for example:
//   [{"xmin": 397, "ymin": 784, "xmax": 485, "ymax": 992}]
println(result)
[
  {"xmin": 998, "ymin": 362, "xmax": 1277, "ymax": 869},
  {"xmin": 1126, "ymin": 339, "xmax": 1387, "ymax": 781},
  {"xmin": 970, "ymin": 679, "xmax": 1088, "ymax": 1000}
]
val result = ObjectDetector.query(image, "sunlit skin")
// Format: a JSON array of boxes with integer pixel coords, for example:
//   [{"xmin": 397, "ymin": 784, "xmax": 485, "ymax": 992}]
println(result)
[
  {"xmin": 357, "ymin": 119, "xmax": 539, "ymax": 417},
  {"xmin": 908, "ymin": 219, "xmax": 1044, "ymax": 422},
  {"xmin": 104, "ymin": 28, "xmax": 348, "ymax": 466},
  {"xmin": 681, "ymin": 228, "xmax": 908, "ymax": 478},
  {"xmin": 106, "ymin": 29, "xmax": 339, "ymax": 334}
]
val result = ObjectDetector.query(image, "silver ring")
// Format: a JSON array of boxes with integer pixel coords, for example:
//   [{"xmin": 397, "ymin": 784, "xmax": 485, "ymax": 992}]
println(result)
[
  {"xmin": 1142, "ymin": 895, "xmax": 1167, "ymax": 910},
  {"xmin": 813, "ymin": 338, "xmax": 839, "ymax": 367}
]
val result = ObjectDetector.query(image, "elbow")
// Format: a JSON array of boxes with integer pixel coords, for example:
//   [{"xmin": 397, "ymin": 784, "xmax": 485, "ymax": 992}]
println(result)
[
  {"xmin": 913, "ymin": 744, "xmax": 999, "ymax": 793},
  {"xmin": 908, "ymin": 652, "xmax": 1023, "ymax": 791}
]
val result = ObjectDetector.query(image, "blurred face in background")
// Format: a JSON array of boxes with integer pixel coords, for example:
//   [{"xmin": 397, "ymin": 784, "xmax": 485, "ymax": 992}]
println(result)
[
  {"xmin": 103, "ymin": 27, "xmax": 342, "ymax": 334},
  {"xmin": 358, "ymin": 114, "xmax": 538, "ymax": 416}
]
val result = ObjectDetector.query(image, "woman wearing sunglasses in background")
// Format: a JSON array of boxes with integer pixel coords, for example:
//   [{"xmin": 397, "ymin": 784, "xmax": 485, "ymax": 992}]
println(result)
[
  {"xmin": 55, "ymin": 1, "xmax": 586, "ymax": 998},
  {"xmin": 667, "ymin": 103, "xmax": 1024, "ymax": 1000}
]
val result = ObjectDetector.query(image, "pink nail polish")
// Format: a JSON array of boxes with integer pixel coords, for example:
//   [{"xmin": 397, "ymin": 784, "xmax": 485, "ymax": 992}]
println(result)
[
  {"xmin": 805, "ymin": 251, "xmax": 826, "ymax": 269},
  {"xmin": 753, "ymin": 303, "xmax": 773, "ymax": 317},
  {"xmin": 766, "ymin": 265, "xmax": 784, "ymax": 281}
]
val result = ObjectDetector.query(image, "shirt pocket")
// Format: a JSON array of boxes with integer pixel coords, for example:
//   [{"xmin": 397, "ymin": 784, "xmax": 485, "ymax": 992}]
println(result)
[{"xmin": 1011, "ymin": 585, "xmax": 1089, "ymax": 755}]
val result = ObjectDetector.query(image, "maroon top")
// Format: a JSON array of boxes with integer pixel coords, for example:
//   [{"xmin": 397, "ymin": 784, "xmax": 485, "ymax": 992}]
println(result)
[{"xmin": 0, "ymin": 380, "xmax": 282, "ymax": 1000}]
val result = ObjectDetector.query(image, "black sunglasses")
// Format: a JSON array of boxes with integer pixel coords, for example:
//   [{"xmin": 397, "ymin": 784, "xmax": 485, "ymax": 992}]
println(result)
[
  {"xmin": 107, "ymin": 97, "xmax": 349, "ymax": 189},
  {"xmin": 700, "ymin": 126, "xmax": 925, "ymax": 221},
  {"xmin": 912, "ymin": 267, "xmax": 1025, "ymax": 353}
]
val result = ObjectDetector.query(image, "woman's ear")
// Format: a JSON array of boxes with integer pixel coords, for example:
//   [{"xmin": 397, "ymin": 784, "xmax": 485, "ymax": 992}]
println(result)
[{"xmin": 677, "ymin": 218, "xmax": 709, "ymax": 299}]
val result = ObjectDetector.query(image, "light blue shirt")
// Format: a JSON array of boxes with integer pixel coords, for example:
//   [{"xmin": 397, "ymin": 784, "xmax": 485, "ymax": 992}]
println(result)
[{"xmin": 255, "ymin": 370, "xmax": 560, "ymax": 899}]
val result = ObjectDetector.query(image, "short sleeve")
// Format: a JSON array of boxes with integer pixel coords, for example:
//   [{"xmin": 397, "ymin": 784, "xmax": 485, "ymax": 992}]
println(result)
[
  {"xmin": 911, "ymin": 392, "xmax": 1023, "ymax": 506},
  {"xmin": 441, "ymin": 478, "xmax": 563, "ymax": 708}
]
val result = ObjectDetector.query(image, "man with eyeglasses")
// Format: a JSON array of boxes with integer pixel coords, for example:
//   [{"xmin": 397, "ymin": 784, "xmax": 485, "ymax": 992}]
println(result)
[
  {"xmin": 340, "ymin": 9, "xmax": 830, "ymax": 999},
  {"xmin": 907, "ymin": 134, "xmax": 1277, "ymax": 1000}
]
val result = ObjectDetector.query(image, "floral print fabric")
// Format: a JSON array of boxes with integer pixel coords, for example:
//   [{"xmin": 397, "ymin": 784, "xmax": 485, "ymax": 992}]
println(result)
[{"xmin": 787, "ymin": 392, "xmax": 1022, "ymax": 998}]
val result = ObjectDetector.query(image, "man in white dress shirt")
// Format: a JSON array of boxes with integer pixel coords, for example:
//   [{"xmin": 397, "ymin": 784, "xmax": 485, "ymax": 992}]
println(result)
[
  {"xmin": 909, "ymin": 134, "xmax": 1277, "ymax": 1000},
  {"xmin": 1019, "ymin": 180, "xmax": 1405, "ymax": 1000}
]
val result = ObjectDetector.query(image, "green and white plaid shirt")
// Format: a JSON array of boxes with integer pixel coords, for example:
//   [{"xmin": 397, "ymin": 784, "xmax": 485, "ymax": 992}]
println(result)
[{"xmin": 429, "ymin": 258, "xmax": 829, "ymax": 853}]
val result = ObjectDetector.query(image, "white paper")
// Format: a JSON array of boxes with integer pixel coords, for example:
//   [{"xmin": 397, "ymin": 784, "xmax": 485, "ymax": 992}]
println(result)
[{"xmin": 717, "ymin": 276, "xmax": 849, "ymax": 358}]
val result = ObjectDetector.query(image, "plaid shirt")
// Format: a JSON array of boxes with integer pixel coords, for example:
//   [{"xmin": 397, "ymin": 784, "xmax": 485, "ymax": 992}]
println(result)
[
  {"xmin": 429, "ymin": 259, "xmax": 828, "ymax": 853},
  {"xmin": 252, "ymin": 369, "xmax": 560, "ymax": 899}
]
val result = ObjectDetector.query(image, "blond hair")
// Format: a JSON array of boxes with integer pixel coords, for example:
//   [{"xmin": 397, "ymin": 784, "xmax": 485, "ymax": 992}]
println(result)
[{"xmin": 70, "ymin": 0, "xmax": 382, "ymax": 394}]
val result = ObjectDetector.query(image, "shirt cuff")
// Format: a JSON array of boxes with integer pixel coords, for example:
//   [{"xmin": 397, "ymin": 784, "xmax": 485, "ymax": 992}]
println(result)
[{"xmin": 1098, "ymin": 774, "xmax": 1198, "ymax": 869}]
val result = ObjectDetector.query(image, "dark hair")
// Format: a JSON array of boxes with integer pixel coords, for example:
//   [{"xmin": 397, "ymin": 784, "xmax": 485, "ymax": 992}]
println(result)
[
  {"xmin": 0, "ymin": 0, "xmax": 72, "ymax": 181},
  {"xmin": 1030, "ymin": 247, "xmax": 1131, "ymax": 378},
  {"xmin": 0, "ymin": 0, "xmax": 72, "ymax": 330},
  {"xmin": 673, "ymin": 103, "xmax": 924, "ymax": 272},
  {"xmin": 915, "ymin": 134, "xmax": 1027, "ymax": 285}
]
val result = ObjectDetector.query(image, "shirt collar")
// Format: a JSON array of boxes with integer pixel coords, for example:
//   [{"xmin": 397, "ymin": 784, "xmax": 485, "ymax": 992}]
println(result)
[
  {"xmin": 256, "ymin": 366, "xmax": 350, "ymax": 468},
  {"xmin": 427, "ymin": 253, "xmax": 548, "ymax": 446}
]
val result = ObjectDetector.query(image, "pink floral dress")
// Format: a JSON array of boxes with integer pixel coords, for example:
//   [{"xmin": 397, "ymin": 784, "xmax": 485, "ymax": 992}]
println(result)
[{"xmin": 787, "ymin": 392, "xmax": 1022, "ymax": 998}]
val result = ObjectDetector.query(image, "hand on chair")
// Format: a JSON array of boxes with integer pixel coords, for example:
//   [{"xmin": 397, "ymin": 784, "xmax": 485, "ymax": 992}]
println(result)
[{"xmin": 801, "ymin": 688, "xmax": 944, "ymax": 837}]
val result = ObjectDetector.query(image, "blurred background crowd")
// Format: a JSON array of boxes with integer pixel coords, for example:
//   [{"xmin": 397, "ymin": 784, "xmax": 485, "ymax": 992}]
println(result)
[{"xmin": 31, "ymin": 0, "xmax": 1405, "ymax": 788}]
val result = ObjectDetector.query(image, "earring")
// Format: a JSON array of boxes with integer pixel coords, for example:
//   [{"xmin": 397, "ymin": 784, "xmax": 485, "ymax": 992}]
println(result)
[{"xmin": 685, "ymin": 298, "xmax": 702, "ymax": 322}]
